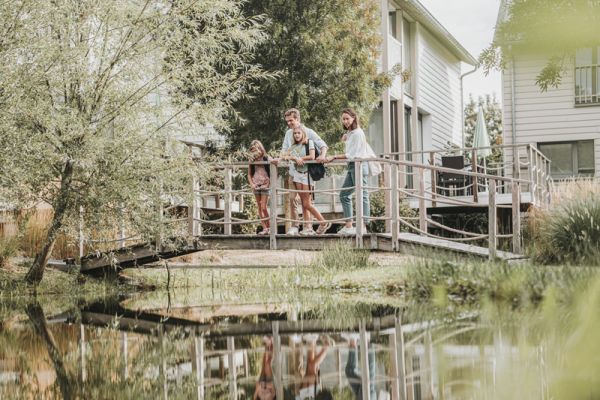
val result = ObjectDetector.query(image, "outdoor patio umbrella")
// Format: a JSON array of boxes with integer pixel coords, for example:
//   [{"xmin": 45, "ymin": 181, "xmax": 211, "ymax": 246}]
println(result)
[
  {"xmin": 472, "ymin": 108, "xmax": 492, "ymax": 187},
  {"xmin": 473, "ymin": 108, "xmax": 492, "ymax": 157}
]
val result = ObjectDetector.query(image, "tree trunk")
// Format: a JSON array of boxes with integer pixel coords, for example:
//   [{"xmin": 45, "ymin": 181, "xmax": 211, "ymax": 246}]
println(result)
[
  {"xmin": 25, "ymin": 160, "xmax": 74, "ymax": 285},
  {"xmin": 26, "ymin": 301, "xmax": 75, "ymax": 400}
]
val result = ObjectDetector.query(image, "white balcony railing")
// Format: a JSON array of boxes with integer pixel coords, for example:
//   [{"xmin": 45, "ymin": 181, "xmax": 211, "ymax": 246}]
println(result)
[{"xmin": 575, "ymin": 64, "xmax": 600, "ymax": 104}]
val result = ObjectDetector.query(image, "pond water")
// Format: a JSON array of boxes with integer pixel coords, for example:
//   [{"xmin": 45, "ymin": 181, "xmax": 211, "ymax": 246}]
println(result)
[{"xmin": 1, "ymin": 286, "xmax": 599, "ymax": 399}]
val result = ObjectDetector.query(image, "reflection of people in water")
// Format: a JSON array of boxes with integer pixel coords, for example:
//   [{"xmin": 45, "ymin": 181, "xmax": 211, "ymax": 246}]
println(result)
[
  {"xmin": 296, "ymin": 334, "xmax": 333, "ymax": 400},
  {"xmin": 254, "ymin": 336, "xmax": 276, "ymax": 400},
  {"xmin": 344, "ymin": 334, "xmax": 376, "ymax": 400}
]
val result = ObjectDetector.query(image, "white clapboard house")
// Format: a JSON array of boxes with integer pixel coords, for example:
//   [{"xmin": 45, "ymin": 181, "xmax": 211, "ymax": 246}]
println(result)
[{"xmin": 496, "ymin": 0, "xmax": 600, "ymax": 179}]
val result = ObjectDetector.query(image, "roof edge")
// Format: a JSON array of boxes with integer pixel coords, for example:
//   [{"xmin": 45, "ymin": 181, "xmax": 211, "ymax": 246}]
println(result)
[{"xmin": 401, "ymin": 0, "xmax": 478, "ymax": 65}]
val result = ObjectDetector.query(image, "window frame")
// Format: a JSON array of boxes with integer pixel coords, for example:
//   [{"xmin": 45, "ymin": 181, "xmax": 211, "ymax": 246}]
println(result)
[
  {"xmin": 574, "ymin": 46, "xmax": 600, "ymax": 106},
  {"xmin": 538, "ymin": 140, "xmax": 595, "ymax": 179}
]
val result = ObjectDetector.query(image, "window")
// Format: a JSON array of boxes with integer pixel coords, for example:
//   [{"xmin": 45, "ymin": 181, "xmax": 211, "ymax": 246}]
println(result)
[
  {"xmin": 405, "ymin": 106, "xmax": 413, "ymax": 188},
  {"xmin": 575, "ymin": 47, "xmax": 600, "ymax": 104},
  {"xmin": 389, "ymin": 11, "xmax": 397, "ymax": 39},
  {"xmin": 402, "ymin": 18, "xmax": 412, "ymax": 95},
  {"xmin": 390, "ymin": 100, "xmax": 399, "ymax": 157},
  {"xmin": 538, "ymin": 140, "xmax": 595, "ymax": 178}
]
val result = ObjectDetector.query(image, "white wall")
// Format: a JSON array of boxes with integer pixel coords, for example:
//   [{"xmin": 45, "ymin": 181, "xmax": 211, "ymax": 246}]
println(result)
[
  {"xmin": 416, "ymin": 27, "xmax": 463, "ymax": 150},
  {"xmin": 502, "ymin": 53, "xmax": 600, "ymax": 176}
]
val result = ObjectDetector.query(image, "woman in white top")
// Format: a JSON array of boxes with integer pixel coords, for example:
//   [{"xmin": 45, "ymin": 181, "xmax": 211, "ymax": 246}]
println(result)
[{"xmin": 325, "ymin": 108, "xmax": 371, "ymax": 235}]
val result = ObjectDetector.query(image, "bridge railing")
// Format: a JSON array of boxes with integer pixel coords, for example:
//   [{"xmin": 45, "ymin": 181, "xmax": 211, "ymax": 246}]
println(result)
[
  {"xmin": 380, "ymin": 143, "xmax": 552, "ymax": 205},
  {"xmin": 187, "ymin": 146, "xmax": 544, "ymax": 258}
]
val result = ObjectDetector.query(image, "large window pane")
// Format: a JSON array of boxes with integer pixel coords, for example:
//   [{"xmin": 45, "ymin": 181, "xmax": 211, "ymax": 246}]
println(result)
[
  {"xmin": 578, "ymin": 140, "xmax": 595, "ymax": 175},
  {"xmin": 539, "ymin": 143, "xmax": 574, "ymax": 177},
  {"xmin": 402, "ymin": 18, "xmax": 412, "ymax": 94},
  {"xmin": 389, "ymin": 12, "xmax": 397, "ymax": 39}
]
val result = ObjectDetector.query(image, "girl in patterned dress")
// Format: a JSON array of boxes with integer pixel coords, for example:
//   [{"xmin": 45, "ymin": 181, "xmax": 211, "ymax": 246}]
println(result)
[{"xmin": 248, "ymin": 140, "xmax": 271, "ymax": 235}]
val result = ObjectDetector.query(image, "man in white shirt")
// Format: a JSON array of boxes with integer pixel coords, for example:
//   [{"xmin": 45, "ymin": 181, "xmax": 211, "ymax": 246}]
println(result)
[{"xmin": 277, "ymin": 108, "xmax": 328, "ymax": 235}]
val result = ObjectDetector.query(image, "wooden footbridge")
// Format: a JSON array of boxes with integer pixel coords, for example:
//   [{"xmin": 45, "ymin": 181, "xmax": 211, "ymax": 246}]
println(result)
[{"xmin": 80, "ymin": 144, "xmax": 552, "ymax": 273}]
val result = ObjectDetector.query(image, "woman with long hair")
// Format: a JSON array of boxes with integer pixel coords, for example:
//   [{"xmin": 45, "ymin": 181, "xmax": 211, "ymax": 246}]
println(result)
[{"xmin": 325, "ymin": 108, "xmax": 373, "ymax": 235}]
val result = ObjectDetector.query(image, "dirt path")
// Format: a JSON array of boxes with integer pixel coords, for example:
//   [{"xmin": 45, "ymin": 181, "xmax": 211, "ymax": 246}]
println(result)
[{"xmin": 172, "ymin": 249, "xmax": 412, "ymax": 267}]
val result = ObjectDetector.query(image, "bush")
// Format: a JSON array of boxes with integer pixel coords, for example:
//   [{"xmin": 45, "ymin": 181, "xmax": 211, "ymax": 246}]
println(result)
[
  {"xmin": 529, "ymin": 193, "xmax": 600, "ymax": 265},
  {"xmin": 0, "ymin": 236, "xmax": 19, "ymax": 268},
  {"xmin": 369, "ymin": 191, "xmax": 418, "ymax": 233}
]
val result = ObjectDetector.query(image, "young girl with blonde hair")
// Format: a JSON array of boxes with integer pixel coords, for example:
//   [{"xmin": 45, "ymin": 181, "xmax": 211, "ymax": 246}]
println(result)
[{"xmin": 281, "ymin": 126, "xmax": 330, "ymax": 235}]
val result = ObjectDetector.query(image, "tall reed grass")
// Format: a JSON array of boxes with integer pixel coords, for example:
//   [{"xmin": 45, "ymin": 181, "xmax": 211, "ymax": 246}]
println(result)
[
  {"xmin": 529, "ymin": 179, "xmax": 600, "ymax": 265},
  {"xmin": 402, "ymin": 256, "xmax": 595, "ymax": 304}
]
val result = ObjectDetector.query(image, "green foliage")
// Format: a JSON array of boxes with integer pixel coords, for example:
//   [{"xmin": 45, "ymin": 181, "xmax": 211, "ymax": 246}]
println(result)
[
  {"xmin": 463, "ymin": 94, "xmax": 503, "ymax": 167},
  {"xmin": 369, "ymin": 191, "xmax": 417, "ymax": 234},
  {"xmin": 0, "ymin": 1, "xmax": 271, "ymax": 277},
  {"xmin": 480, "ymin": 0, "xmax": 600, "ymax": 91},
  {"xmin": 227, "ymin": 0, "xmax": 388, "ymax": 150},
  {"xmin": 528, "ymin": 193, "xmax": 600, "ymax": 265},
  {"xmin": 402, "ymin": 257, "xmax": 596, "ymax": 305},
  {"xmin": 0, "ymin": 236, "xmax": 19, "ymax": 269},
  {"xmin": 317, "ymin": 241, "xmax": 373, "ymax": 271}
]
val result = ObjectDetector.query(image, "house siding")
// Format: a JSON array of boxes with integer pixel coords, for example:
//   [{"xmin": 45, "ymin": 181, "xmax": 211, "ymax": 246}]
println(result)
[
  {"xmin": 502, "ymin": 54, "xmax": 600, "ymax": 177},
  {"xmin": 417, "ymin": 27, "xmax": 463, "ymax": 150}
]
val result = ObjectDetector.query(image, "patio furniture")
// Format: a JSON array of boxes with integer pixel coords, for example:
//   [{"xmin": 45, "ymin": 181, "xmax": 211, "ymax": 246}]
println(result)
[{"xmin": 438, "ymin": 155, "xmax": 470, "ymax": 196}]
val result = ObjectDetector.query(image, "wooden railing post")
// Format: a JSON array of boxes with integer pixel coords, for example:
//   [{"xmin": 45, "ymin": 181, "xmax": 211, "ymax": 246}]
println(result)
[
  {"xmin": 227, "ymin": 336, "xmax": 237, "ymax": 398},
  {"xmin": 329, "ymin": 174, "xmax": 336, "ymax": 213},
  {"xmin": 188, "ymin": 177, "xmax": 199, "ymax": 237},
  {"xmin": 359, "ymin": 320, "xmax": 371, "ymax": 400},
  {"xmin": 272, "ymin": 321, "xmax": 284, "ymax": 400},
  {"xmin": 527, "ymin": 145, "xmax": 536, "ymax": 205},
  {"xmin": 391, "ymin": 163, "xmax": 399, "ymax": 251},
  {"xmin": 79, "ymin": 206, "xmax": 84, "ymax": 258},
  {"xmin": 119, "ymin": 206, "xmax": 126, "ymax": 249},
  {"xmin": 192, "ymin": 337, "xmax": 205, "ymax": 400},
  {"xmin": 472, "ymin": 149, "xmax": 479, "ymax": 202},
  {"xmin": 156, "ymin": 180, "xmax": 163, "ymax": 252},
  {"xmin": 515, "ymin": 145, "xmax": 521, "ymax": 180},
  {"xmin": 224, "ymin": 167, "xmax": 232, "ymax": 236},
  {"xmin": 391, "ymin": 315, "xmax": 407, "ymax": 400},
  {"xmin": 546, "ymin": 161, "xmax": 552, "ymax": 207},
  {"xmin": 355, "ymin": 160, "xmax": 364, "ymax": 249},
  {"xmin": 269, "ymin": 163, "xmax": 278, "ymax": 250},
  {"xmin": 512, "ymin": 181, "xmax": 522, "ymax": 254},
  {"xmin": 429, "ymin": 152, "xmax": 437, "ymax": 207},
  {"xmin": 418, "ymin": 168, "xmax": 427, "ymax": 235},
  {"xmin": 488, "ymin": 179, "xmax": 497, "ymax": 260},
  {"xmin": 79, "ymin": 323, "xmax": 87, "ymax": 382}
]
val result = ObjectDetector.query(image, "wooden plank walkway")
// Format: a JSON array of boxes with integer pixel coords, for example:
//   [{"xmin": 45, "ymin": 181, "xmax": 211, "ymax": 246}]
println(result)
[{"xmin": 80, "ymin": 233, "xmax": 524, "ymax": 273}]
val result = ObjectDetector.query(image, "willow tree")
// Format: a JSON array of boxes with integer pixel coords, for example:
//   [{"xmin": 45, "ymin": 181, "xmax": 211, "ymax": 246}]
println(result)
[
  {"xmin": 227, "ymin": 0, "xmax": 387, "ymax": 149},
  {"xmin": 480, "ymin": 0, "xmax": 600, "ymax": 91},
  {"xmin": 0, "ymin": 1, "xmax": 269, "ymax": 284}
]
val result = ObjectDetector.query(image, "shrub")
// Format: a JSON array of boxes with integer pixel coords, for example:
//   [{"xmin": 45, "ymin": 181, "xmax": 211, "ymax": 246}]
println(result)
[
  {"xmin": 529, "ymin": 193, "xmax": 600, "ymax": 265},
  {"xmin": 369, "ymin": 191, "xmax": 418, "ymax": 233},
  {"xmin": 0, "ymin": 236, "xmax": 19, "ymax": 268}
]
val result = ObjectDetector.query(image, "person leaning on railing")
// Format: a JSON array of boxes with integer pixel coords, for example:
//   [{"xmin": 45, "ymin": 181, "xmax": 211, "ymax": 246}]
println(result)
[
  {"xmin": 324, "ymin": 108, "xmax": 380, "ymax": 235},
  {"xmin": 272, "ymin": 108, "xmax": 328, "ymax": 236}
]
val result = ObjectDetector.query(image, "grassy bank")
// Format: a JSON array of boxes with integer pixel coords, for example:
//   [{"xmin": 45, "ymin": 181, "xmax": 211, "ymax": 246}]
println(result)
[
  {"xmin": 0, "ymin": 264, "xmax": 125, "ymax": 305},
  {"xmin": 121, "ymin": 243, "xmax": 600, "ymax": 307}
]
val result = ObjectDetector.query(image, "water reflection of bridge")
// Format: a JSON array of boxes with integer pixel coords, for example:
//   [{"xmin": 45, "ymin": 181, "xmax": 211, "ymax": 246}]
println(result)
[
  {"xmin": 80, "ymin": 144, "xmax": 550, "ymax": 273},
  {"xmin": 71, "ymin": 300, "xmax": 496, "ymax": 400}
]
